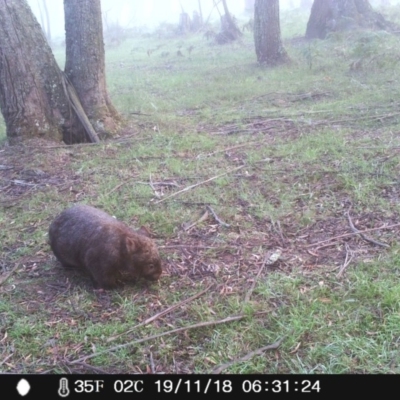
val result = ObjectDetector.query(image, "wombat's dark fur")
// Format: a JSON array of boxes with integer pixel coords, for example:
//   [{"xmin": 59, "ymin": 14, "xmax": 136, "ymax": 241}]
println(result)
[{"xmin": 49, "ymin": 205, "xmax": 162, "ymax": 289}]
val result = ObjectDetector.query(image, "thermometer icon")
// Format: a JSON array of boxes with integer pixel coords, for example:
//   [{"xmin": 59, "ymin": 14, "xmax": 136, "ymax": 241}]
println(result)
[{"xmin": 58, "ymin": 378, "xmax": 70, "ymax": 397}]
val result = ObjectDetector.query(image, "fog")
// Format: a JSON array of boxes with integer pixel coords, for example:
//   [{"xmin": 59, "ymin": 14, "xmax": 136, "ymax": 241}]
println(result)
[
  {"xmin": 28, "ymin": 0, "xmax": 245, "ymax": 39},
  {"xmin": 27, "ymin": 0, "xmax": 400, "ymax": 40}
]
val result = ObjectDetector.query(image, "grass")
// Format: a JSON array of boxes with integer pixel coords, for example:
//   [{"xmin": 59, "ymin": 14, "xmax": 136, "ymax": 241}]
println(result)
[{"xmin": 1, "ymin": 7, "xmax": 400, "ymax": 374}]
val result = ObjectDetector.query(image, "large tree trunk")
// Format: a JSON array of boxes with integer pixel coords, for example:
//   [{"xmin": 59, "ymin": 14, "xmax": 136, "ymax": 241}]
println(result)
[
  {"xmin": 0, "ymin": 0, "xmax": 78, "ymax": 144},
  {"xmin": 64, "ymin": 0, "xmax": 120, "ymax": 139},
  {"xmin": 306, "ymin": 0, "xmax": 395, "ymax": 39},
  {"xmin": 254, "ymin": 0, "xmax": 290, "ymax": 66}
]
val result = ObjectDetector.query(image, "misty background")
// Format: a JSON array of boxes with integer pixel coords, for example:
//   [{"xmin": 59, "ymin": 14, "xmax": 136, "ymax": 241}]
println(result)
[{"xmin": 27, "ymin": 0, "xmax": 400, "ymax": 43}]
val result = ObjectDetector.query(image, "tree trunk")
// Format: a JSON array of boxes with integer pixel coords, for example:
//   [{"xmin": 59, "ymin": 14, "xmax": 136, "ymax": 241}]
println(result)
[
  {"xmin": 64, "ymin": 0, "xmax": 120, "ymax": 139},
  {"xmin": 254, "ymin": 0, "xmax": 290, "ymax": 66},
  {"xmin": 216, "ymin": 0, "xmax": 242, "ymax": 44},
  {"xmin": 306, "ymin": 0, "xmax": 395, "ymax": 39},
  {"xmin": 0, "ymin": 0, "xmax": 77, "ymax": 144}
]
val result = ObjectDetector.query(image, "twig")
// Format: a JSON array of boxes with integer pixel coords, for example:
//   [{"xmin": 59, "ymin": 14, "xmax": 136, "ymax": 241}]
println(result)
[
  {"xmin": 206, "ymin": 205, "xmax": 230, "ymax": 227},
  {"xmin": 211, "ymin": 338, "xmax": 284, "ymax": 374},
  {"xmin": 346, "ymin": 211, "xmax": 390, "ymax": 248},
  {"xmin": 105, "ymin": 182, "xmax": 126, "ymax": 197},
  {"xmin": 70, "ymin": 312, "xmax": 267, "ymax": 364},
  {"xmin": 72, "ymin": 361, "xmax": 109, "ymax": 374},
  {"xmin": 149, "ymin": 351, "xmax": 155, "ymax": 374},
  {"xmin": 0, "ymin": 354, "xmax": 13, "ymax": 367},
  {"xmin": 244, "ymin": 249, "xmax": 282, "ymax": 303},
  {"xmin": 182, "ymin": 209, "xmax": 209, "ymax": 232},
  {"xmin": 149, "ymin": 174, "xmax": 161, "ymax": 199},
  {"xmin": 155, "ymin": 165, "xmax": 245, "ymax": 204},
  {"xmin": 158, "ymin": 245, "xmax": 222, "ymax": 249},
  {"xmin": 0, "ymin": 264, "xmax": 20, "ymax": 287},
  {"xmin": 107, "ymin": 285, "xmax": 213, "ymax": 342},
  {"xmin": 196, "ymin": 141, "xmax": 261, "ymax": 158},
  {"xmin": 10, "ymin": 180, "xmax": 38, "ymax": 187},
  {"xmin": 306, "ymin": 223, "xmax": 400, "ymax": 248},
  {"xmin": 336, "ymin": 243, "xmax": 354, "ymax": 278},
  {"xmin": 137, "ymin": 181, "xmax": 179, "ymax": 187}
]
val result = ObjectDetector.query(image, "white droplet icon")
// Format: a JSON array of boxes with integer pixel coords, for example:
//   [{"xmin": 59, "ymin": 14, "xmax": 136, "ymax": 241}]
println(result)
[{"xmin": 16, "ymin": 379, "xmax": 31, "ymax": 396}]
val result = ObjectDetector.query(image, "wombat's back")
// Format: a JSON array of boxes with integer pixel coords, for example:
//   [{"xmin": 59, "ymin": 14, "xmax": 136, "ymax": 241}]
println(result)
[{"xmin": 49, "ymin": 204, "xmax": 162, "ymax": 288}]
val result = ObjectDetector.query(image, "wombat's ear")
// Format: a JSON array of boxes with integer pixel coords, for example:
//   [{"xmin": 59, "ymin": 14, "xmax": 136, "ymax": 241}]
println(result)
[
  {"xmin": 136, "ymin": 226, "xmax": 151, "ymax": 238},
  {"xmin": 125, "ymin": 237, "xmax": 137, "ymax": 253}
]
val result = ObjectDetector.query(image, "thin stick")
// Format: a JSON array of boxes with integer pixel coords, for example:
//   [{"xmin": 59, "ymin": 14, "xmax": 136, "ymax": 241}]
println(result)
[
  {"xmin": 70, "ymin": 312, "xmax": 266, "ymax": 364},
  {"xmin": 105, "ymin": 182, "xmax": 126, "ymax": 197},
  {"xmin": 0, "ymin": 354, "xmax": 13, "ymax": 367},
  {"xmin": 306, "ymin": 223, "xmax": 400, "ymax": 248},
  {"xmin": 137, "ymin": 181, "xmax": 179, "ymax": 187},
  {"xmin": 158, "ymin": 245, "xmax": 222, "ymax": 249},
  {"xmin": 0, "ymin": 264, "xmax": 20, "ymax": 287},
  {"xmin": 155, "ymin": 165, "xmax": 244, "ymax": 204},
  {"xmin": 244, "ymin": 254, "xmax": 269, "ymax": 303},
  {"xmin": 183, "ymin": 209, "xmax": 209, "ymax": 232},
  {"xmin": 149, "ymin": 351, "xmax": 155, "ymax": 374},
  {"xmin": 71, "ymin": 361, "xmax": 109, "ymax": 374},
  {"xmin": 336, "ymin": 243, "xmax": 353, "ymax": 278},
  {"xmin": 149, "ymin": 174, "xmax": 161, "ymax": 199},
  {"xmin": 107, "ymin": 285, "xmax": 213, "ymax": 342},
  {"xmin": 206, "ymin": 205, "xmax": 230, "ymax": 227},
  {"xmin": 197, "ymin": 141, "xmax": 261, "ymax": 158},
  {"xmin": 211, "ymin": 338, "xmax": 284, "ymax": 374},
  {"xmin": 346, "ymin": 211, "xmax": 389, "ymax": 248}
]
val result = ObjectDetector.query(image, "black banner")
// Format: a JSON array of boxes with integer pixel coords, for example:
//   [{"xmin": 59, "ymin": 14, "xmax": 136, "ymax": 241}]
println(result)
[{"xmin": 1, "ymin": 374, "xmax": 394, "ymax": 398}]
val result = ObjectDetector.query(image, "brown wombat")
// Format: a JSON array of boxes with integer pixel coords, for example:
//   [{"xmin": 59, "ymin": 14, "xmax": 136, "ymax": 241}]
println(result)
[{"xmin": 49, "ymin": 204, "xmax": 162, "ymax": 289}]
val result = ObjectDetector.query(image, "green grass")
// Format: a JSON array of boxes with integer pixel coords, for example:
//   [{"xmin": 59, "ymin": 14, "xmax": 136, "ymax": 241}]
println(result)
[{"xmin": 1, "ymin": 8, "xmax": 400, "ymax": 373}]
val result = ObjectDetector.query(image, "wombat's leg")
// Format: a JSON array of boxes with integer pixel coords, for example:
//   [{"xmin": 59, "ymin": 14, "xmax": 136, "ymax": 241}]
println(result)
[
  {"xmin": 59, "ymin": 262, "xmax": 76, "ymax": 269},
  {"xmin": 91, "ymin": 270, "xmax": 119, "ymax": 290}
]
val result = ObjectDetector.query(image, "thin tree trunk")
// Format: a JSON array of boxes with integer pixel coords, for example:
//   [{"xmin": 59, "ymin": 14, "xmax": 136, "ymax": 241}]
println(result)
[
  {"xmin": 64, "ymin": 0, "xmax": 120, "ymax": 139},
  {"xmin": 254, "ymin": 0, "xmax": 290, "ymax": 66}
]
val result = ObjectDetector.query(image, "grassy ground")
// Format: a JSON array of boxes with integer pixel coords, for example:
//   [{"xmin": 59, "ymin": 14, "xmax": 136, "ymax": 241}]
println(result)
[{"xmin": 1, "ymin": 8, "xmax": 400, "ymax": 374}]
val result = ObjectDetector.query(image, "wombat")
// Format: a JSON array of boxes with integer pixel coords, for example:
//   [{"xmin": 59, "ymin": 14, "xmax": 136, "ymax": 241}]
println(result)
[{"xmin": 48, "ymin": 204, "xmax": 162, "ymax": 289}]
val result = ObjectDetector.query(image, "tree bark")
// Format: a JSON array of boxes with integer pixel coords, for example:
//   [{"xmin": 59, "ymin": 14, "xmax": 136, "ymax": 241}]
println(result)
[
  {"xmin": 64, "ymin": 0, "xmax": 120, "ymax": 139},
  {"xmin": 306, "ymin": 0, "xmax": 395, "ymax": 39},
  {"xmin": 0, "ymin": 0, "xmax": 76, "ymax": 144},
  {"xmin": 254, "ymin": 0, "xmax": 290, "ymax": 66}
]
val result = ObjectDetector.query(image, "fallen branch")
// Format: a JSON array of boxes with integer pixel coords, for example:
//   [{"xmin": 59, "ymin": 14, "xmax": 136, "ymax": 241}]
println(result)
[
  {"xmin": 107, "ymin": 284, "xmax": 213, "ymax": 342},
  {"xmin": 70, "ymin": 312, "xmax": 267, "ymax": 364},
  {"xmin": 206, "ymin": 205, "xmax": 230, "ymax": 227},
  {"xmin": 346, "ymin": 211, "xmax": 389, "ymax": 248},
  {"xmin": 211, "ymin": 338, "xmax": 283, "ymax": 374},
  {"xmin": 306, "ymin": 223, "xmax": 400, "ymax": 248},
  {"xmin": 155, "ymin": 165, "xmax": 245, "ymax": 204}
]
